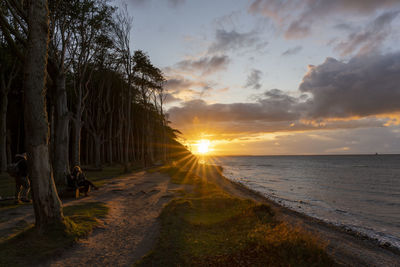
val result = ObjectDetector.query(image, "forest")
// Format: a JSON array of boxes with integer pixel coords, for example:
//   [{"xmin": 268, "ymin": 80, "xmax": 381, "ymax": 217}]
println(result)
[{"xmin": 0, "ymin": 0, "xmax": 186, "ymax": 231}]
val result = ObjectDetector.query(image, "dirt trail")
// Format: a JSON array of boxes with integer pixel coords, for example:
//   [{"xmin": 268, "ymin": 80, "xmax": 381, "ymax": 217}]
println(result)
[
  {"xmin": 42, "ymin": 171, "xmax": 182, "ymax": 267},
  {"xmin": 0, "ymin": 171, "xmax": 180, "ymax": 266}
]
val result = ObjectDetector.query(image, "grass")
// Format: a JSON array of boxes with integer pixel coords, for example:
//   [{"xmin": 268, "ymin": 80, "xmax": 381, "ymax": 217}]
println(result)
[
  {"xmin": 0, "ymin": 201, "xmax": 108, "ymax": 267},
  {"xmin": 137, "ymin": 163, "xmax": 335, "ymax": 266}
]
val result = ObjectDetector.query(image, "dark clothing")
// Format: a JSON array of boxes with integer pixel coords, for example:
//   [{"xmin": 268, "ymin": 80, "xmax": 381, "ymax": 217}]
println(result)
[
  {"xmin": 67, "ymin": 171, "xmax": 97, "ymax": 196},
  {"xmin": 12, "ymin": 158, "xmax": 30, "ymax": 202},
  {"xmin": 15, "ymin": 175, "xmax": 30, "ymax": 201},
  {"xmin": 16, "ymin": 159, "xmax": 28, "ymax": 177}
]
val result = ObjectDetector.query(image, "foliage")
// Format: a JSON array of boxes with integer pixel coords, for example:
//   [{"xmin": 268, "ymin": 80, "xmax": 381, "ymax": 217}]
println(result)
[{"xmin": 137, "ymin": 164, "xmax": 335, "ymax": 267}]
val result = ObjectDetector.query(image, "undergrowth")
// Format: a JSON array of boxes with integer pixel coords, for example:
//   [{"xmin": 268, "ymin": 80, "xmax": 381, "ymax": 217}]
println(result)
[{"xmin": 137, "ymin": 163, "xmax": 335, "ymax": 267}]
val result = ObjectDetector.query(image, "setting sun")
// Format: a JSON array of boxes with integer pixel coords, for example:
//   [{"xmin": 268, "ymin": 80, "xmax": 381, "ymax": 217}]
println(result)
[{"xmin": 196, "ymin": 139, "xmax": 211, "ymax": 154}]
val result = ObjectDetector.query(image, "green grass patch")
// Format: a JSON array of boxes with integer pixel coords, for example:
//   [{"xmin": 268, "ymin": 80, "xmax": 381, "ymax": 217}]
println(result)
[
  {"xmin": 137, "ymin": 165, "xmax": 335, "ymax": 266},
  {"xmin": 0, "ymin": 201, "xmax": 108, "ymax": 267}
]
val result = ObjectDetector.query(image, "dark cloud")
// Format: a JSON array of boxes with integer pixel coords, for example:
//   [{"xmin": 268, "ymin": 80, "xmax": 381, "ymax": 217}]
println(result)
[
  {"xmin": 168, "ymin": 89, "xmax": 301, "ymax": 126},
  {"xmin": 208, "ymin": 29, "xmax": 268, "ymax": 54},
  {"xmin": 334, "ymin": 11, "xmax": 399, "ymax": 56},
  {"xmin": 299, "ymin": 52, "xmax": 400, "ymax": 118},
  {"xmin": 282, "ymin": 46, "xmax": 303, "ymax": 56},
  {"xmin": 164, "ymin": 93, "xmax": 182, "ymax": 104},
  {"xmin": 165, "ymin": 78, "xmax": 198, "ymax": 92},
  {"xmin": 244, "ymin": 69, "xmax": 263, "ymax": 90},
  {"xmin": 168, "ymin": 52, "xmax": 400, "ymax": 135},
  {"xmin": 249, "ymin": 0, "xmax": 400, "ymax": 39},
  {"xmin": 176, "ymin": 55, "xmax": 230, "ymax": 76}
]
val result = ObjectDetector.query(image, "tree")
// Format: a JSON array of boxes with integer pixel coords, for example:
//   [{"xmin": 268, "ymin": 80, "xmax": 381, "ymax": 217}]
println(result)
[
  {"xmin": 0, "ymin": 48, "xmax": 19, "ymax": 172},
  {"xmin": 67, "ymin": 0, "xmax": 115, "ymax": 166},
  {"xmin": 24, "ymin": 0, "xmax": 63, "ymax": 231},
  {"xmin": 47, "ymin": 0, "xmax": 76, "ymax": 188},
  {"xmin": 113, "ymin": 4, "xmax": 134, "ymax": 170}
]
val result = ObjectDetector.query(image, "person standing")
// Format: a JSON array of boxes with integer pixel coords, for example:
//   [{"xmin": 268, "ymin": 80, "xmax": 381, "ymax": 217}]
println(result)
[{"xmin": 12, "ymin": 153, "xmax": 30, "ymax": 203}]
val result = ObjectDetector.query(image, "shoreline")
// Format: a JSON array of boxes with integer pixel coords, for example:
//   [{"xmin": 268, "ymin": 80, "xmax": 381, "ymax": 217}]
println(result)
[
  {"xmin": 202, "ymin": 165, "xmax": 400, "ymax": 266},
  {"xmin": 228, "ymin": 178, "xmax": 400, "ymax": 253}
]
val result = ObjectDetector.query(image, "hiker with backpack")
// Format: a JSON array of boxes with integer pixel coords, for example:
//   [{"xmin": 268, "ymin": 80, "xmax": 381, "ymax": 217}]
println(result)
[{"xmin": 7, "ymin": 153, "xmax": 31, "ymax": 204}]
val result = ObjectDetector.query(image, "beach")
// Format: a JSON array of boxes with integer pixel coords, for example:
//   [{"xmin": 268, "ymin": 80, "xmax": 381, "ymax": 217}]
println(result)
[{"xmin": 203, "ymin": 165, "xmax": 400, "ymax": 266}]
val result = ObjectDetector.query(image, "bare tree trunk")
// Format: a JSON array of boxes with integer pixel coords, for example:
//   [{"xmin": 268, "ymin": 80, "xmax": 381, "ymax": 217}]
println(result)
[
  {"xmin": 53, "ymin": 73, "xmax": 69, "ymax": 189},
  {"xmin": 0, "ymin": 86, "xmax": 7, "ymax": 172},
  {"xmin": 94, "ymin": 135, "xmax": 101, "ymax": 168},
  {"xmin": 6, "ymin": 130, "xmax": 12, "ymax": 165},
  {"xmin": 71, "ymin": 120, "xmax": 81, "ymax": 166},
  {"xmin": 108, "ymin": 119, "xmax": 113, "ymax": 164},
  {"xmin": 24, "ymin": 0, "xmax": 63, "ymax": 231},
  {"xmin": 49, "ymin": 105, "xmax": 54, "ymax": 162}
]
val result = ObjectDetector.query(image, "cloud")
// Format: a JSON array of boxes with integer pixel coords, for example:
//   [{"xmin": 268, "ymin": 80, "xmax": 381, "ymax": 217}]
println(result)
[
  {"xmin": 164, "ymin": 76, "xmax": 219, "ymax": 101},
  {"xmin": 282, "ymin": 46, "xmax": 303, "ymax": 56},
  {"xmin": 167, "ymin": 0, "xmax": 185, "ymax": 8},
  {"xmin": 168, "ymin": 89, "xmax": 301, "ymax": 126},
  {"xmin": 334, "ymin": 23, "xmax": 356, "ymax": 32},
  {"xmin": 129, "ymin": 0, "xmax": 184, "ymax": 8},
  {"xmin": 248, "ymin": 0, "xmax": 400, "ymax": 39},
  {"xmin": 244, "ymin": 69, "xmax": 263, "ymax": 90},
  {"xmin": 130, "ymin": 0, "xmax": 147, "ymax": 6},
  {"xmin": 299, "ymin": 52, "xmax": 400, "ymax": 119},
  {"xmin": 208, "ymin": 29, "xmax": 268, "ymax": 54},
  {"xmin": 334, "ymin": 10, "xmax": 399, "ymax": 56},
  {"xmin": 168, "ymin": 52, "xmax": 400, "ymax": 137},
  {"xmin": 232, "ymin": 126, "xmax": 400, "ymax": 155},
  {"xmin": 175, "ymin": 55, "xmax": 230, "ymax": 76}
]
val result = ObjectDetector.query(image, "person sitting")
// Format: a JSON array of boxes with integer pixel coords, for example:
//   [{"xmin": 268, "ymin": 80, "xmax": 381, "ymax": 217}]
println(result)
[
  {"xmin": 68, "ymin": 166, "xmax": 98, "ymax": 196},
  {"xmin": 7, "ymin": 153, "xmax": 31, "ymax": 204}
]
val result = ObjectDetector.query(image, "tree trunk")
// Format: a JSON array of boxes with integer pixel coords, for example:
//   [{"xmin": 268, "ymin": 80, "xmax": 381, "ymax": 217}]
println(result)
[
  {"xmin": 53, "ymin": 73, "xmax": 70, "ymax": 189},
  {"xmin": 24, "ymin": 0, "xmax": 63, "ymax": 231},
  {"xmin": 71, "ymin": 114, "xmax": 82, "ymax": 166},
  {"xmin": 0, "ymin": 86, "xmax": 7, "ymax": 172},
  {"xmin": 6, "ymin": 130, "xmax": 12, "ymax": 165},
  {"xmin": 108, "ymin": 118, "xmax": 113, "ymax": 164},
  {"xmin": 94, "ymin": 135, "xmax": 101, "ymax": 168}
]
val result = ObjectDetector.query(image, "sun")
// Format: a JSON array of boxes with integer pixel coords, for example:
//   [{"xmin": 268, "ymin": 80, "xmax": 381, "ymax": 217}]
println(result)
[{"xmin": 196, "ymin": 139, "xmax": 210, "ymax": 154}]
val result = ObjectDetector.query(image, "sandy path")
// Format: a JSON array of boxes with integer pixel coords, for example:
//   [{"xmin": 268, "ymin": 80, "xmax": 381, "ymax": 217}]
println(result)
[
  {"xmin": 203, "ymin": 167, "xmax": 400, "ymax": 267},
  {"xmin": 0, "ymin": 170, "xmax": 174, "ymax": 267},
  {"xmin": 41, "ymin": 171, "xmax": 180, "ymax": 267},
  {"xmin": 0, "ymin": 171, "xmax": 179, "ymax": 266}
]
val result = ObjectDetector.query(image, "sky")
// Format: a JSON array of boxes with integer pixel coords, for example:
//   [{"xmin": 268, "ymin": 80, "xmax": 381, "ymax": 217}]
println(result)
[{"xmin": 122, "ymin": 0, "xmax": 400, "ymax": 155}]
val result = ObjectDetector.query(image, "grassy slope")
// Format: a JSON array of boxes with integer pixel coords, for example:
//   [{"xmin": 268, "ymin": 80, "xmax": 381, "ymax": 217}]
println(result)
[{"xmin": 138, "ymin": 164, "xmax": 335, "ymax": 266}]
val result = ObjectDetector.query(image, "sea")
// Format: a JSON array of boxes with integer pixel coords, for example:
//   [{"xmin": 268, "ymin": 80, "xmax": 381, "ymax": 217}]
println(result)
[{"xmin": 214, "ymin": 155, "xmax": 400, "ymax": 249}]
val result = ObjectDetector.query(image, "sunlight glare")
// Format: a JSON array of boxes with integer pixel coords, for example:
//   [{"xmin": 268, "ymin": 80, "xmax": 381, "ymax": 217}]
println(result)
[{"xmin": 196, "ymin": 139, "xmax": 210, "ymax": 154}]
